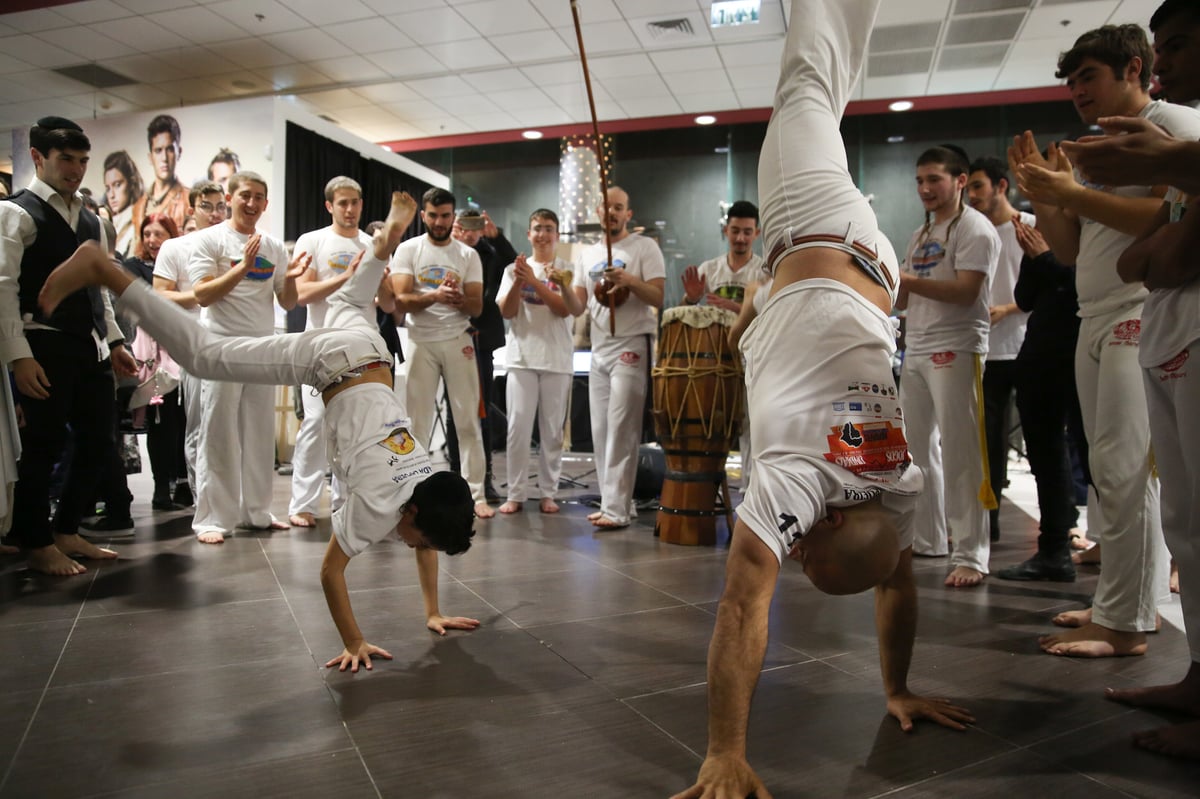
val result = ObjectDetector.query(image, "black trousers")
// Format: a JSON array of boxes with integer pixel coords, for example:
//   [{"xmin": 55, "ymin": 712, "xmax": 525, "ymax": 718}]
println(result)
[
  {"xmin": 983, "ymin": 359, "xmax": 1019, "ymax": 530},
  {"xmin": 1014, "ymin": 350, "xmax": 1087, "ymax": 558},
  {"xmin": 12, "ymin": 330, "xmax": 120, "ymax": 549},
  {"xmin": 146, "ymin": 387, "xmax": 185, "ymax": 491}
]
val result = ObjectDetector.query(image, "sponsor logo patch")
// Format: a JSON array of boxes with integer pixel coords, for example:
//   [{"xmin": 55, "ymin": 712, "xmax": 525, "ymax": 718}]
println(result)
[
  {"xmin": 1160, "ymin": 349, "xmax": 1189, "ymax": 373},
  {"xmin": 824, "ymin": 420, "xmax": 911, "ymax": 481},
  {"xmin": 462, "ymin": 345, "xmax": 475, "ymax": 359},
  {"xmin": 931, "ymin": 352, "xmax": 956, "ymax": 366},
  {"xmin": 1111, "ymin": 319, "xmax": 1141, "ymax": 345},
  {"xmin": 377, "ymin": 427, "xmax": 416, "ymax": 456},
  {"xmin": 619, "ymin": 351, "xmax": 641, "ymax": 365}
]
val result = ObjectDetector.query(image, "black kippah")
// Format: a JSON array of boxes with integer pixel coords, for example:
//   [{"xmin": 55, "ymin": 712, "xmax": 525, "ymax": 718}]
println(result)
[{"xmin": 35, "ymin": 116, "xmax": 82, "ymax": 132}]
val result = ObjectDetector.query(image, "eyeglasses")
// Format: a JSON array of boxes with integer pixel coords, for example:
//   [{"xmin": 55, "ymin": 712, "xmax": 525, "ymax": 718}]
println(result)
[{"xmin": 198, "ymin": 201, "xmax": 228, "ymax": 214}]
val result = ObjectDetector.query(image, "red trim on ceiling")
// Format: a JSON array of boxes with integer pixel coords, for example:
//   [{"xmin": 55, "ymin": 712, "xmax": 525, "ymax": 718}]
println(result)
[
  {"xmin": 383, "ymin": 85, "xmax": 1069, "ymax": 153},
  {"xmin": 3, "ymin": 0, "xmax": 78, "ymax": 11}
]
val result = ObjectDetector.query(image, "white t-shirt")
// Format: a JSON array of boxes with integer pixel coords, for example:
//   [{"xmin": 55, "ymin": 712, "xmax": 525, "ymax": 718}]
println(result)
[
  {"xmin": 497, "ymin": 256, "xmax": 575, "ymax": 374},
  {"xmin": 153, "ymin": 233, "xmax": 200, "ymax": 318},
  {"xmin": 573, "ymin": 233, "xmax": 666, "ymax": 350},
  {"xmin": 1076, "ymin": 100, "xmax": 1200, "ymax": 318},
  {"xmin": 293, "ymin": 226, "xmax": 373, "ymax": 330},
  {"xmin": 902, "ymin": 205, "xmax": 999, "ymax": 355},
  {"xmin": 328, "ymin": 383, "xmax": 434, "ymax": 559},
  {"xmin": 1141, "ymin": 191, "xmax": 1200, "ymax": 368},
  {"xmin": 391, "ymin": 235, "xmax": 482, "ymax": 343},
  {"xmin": 187, "ymin": 222, "xmax": 290, "ymax": 336},
  {"xmin": 694, "ymin": 253, "xmax": 765, "ymax": 306},
  {"xmin": 988, "ymin": 211, "xmax": 1034, "ymax": 361},
  {"xmin": 738, "ymin": 280, "xmax": 921, "ymax": 564}
]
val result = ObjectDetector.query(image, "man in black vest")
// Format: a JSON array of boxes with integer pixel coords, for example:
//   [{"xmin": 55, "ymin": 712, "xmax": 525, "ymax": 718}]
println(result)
[{"xmin": 0, "ymin": 116, "xmax": 137, "ymax": 575}]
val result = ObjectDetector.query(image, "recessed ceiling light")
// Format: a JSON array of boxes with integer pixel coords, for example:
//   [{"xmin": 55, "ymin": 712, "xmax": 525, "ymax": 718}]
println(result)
[
  {"xmin": 380, "ymin": 144, "xmax": 392, "ymax": 151},
  {"xmin": 887, "ymin": 135, "xmax": 905, "ymax": 143},
  {"xmin": 522, "ymin": 130, "xmax": 544, "ymax": 139},
  {"xmin": 889, "ymin": 100, "xmax": 914, "ymax": 112},
  {"xmin": 695, "ymin": 114, "xmax": 717, "ymax": 125}
]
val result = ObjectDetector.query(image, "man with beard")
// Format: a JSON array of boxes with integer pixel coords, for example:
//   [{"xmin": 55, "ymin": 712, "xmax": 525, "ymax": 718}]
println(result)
[
  {"xmin": 680, "ymin": 200, "xmax": 764, "ymax": 313},
  {"xmin": 392, "ymin": 188, "xmax": 494, "ymax": 519}
]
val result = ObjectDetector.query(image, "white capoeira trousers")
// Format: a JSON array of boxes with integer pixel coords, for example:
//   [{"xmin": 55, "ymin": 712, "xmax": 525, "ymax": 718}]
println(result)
[
  {"xmin": 181, "ymin": 368, "xmax": 200, "ymax": 491},
  {"xmin": 1144, "ymin": 339, "xmax": 1200, "ymax": 660},
  {"xmin": 193, "ymin": 379, "xmax": 275, "ymax": 534},
  {"xmin": 901, "ymin": 351, "xmax": 990, "ymax": 572},
  {"xmin": 590, "ymin": 336, "xmax": 649, "ymax": 524},
  {"xmin": 505, "ymin": 367, "xmax": 571, "ymax": 502},
  {"xmin": 405, "ymin": 334, "xmax": 486, "ymax": 503},
  {"xmin": 289, "ymin": 386, "xmax": 345, "ymax": 517},
  {"xmin": 1077, "ymin": 307, "xmax": 1168, "ymax": 633}
]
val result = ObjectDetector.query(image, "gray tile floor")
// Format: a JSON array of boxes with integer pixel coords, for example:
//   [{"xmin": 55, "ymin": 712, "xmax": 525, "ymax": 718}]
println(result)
[{"xmin": 1, "ymin": 454, "xmax": 1195, "ymax": 798}]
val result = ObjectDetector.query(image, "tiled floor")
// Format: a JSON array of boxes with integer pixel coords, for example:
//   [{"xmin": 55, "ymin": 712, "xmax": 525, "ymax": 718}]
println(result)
[{"xmin": 1, "ymin": 454, "xmax": 1195, "ymax": 798}]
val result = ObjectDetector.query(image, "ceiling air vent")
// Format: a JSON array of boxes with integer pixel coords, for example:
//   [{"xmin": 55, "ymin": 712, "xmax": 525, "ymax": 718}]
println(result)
[
  {"xmin": 52, "ymin": 64, "xmax": 134, "ymax": 89},
  {"xmin": 646, "ymin": 18, "xmax": 695, "ymax": 41}
]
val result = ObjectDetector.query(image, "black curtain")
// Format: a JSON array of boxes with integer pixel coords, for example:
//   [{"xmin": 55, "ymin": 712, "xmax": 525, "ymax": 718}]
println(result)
[{"xmin": 284, "ymin": 121, "xmax": 432, "ymax": 242}]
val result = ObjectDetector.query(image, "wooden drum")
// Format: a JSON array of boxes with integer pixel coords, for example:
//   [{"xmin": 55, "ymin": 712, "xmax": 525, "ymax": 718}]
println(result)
[{"xmin": 651, "ymin": 306, "xmax": 743, "ymax": 545}]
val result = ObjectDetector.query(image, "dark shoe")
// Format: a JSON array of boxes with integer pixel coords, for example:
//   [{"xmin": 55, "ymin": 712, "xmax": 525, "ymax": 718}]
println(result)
[
  {"xmin": 173, "ymin": 483, "xmax": 194, "ymax": 507},
  {"xmin": 152, "ymin": 497, "xmax": 186, "ymax": 511},
  {"xmin": 80, "ymin": 515, "xmax": 136, "ymax": 537},
  {"xmin": 996, "ymin": 553, "xmax": 1076, "ymax": 582},
  {"xmin": 484, "ymin": 477, "xmax": 502, "ymax": 503}
]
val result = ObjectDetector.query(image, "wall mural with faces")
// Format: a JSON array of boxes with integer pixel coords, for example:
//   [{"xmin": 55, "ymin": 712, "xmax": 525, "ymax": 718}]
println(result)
[{"xmin": 76, "ymin": 97, "xmax": 275, "ymax": 257}]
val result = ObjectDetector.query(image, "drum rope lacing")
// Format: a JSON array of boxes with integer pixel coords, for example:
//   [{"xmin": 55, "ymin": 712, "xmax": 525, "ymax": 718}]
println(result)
[{"xmin": 652, "ymin": 322, "xmax": 743, "ymax": 441}]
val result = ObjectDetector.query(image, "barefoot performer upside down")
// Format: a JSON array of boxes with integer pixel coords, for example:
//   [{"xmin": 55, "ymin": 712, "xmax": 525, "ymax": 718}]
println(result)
[
  {"xmin": 673, "ymin": 2, "xmax": 973, "ymax": 796},
  {"xmin": 41, "ymin": 192, "xmax": 481, "ymax": 673}
]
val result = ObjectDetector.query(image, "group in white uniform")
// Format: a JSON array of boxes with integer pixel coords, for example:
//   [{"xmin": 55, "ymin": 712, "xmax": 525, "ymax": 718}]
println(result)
[{"xmin": 899, "ymin": 155, "xmax": 1000, "ymax": 586}]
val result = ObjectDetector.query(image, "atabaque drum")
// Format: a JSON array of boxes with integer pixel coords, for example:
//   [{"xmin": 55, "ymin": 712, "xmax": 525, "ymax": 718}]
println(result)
[{"xmin": 652, "ymin": 305, "xmax": 743, "ymax": 545}]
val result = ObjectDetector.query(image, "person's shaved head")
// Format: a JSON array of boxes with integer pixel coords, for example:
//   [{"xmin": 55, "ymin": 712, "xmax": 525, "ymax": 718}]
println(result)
[{"xmin": 789, "ymin": 498, "xmax": 901, "ymax": 594}]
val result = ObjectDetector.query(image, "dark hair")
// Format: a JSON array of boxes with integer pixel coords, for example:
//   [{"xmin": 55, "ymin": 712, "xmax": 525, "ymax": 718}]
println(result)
[
  {"xmin": 1151, "ymin": 0, "xmax": 1200, "ymax": 31},
  {"xmin": 365, "ymin": 220, "xmax": 385, "ymax": 234},
  {"xmin": 147, "ymin": 114, "xmax": 181, "ymax": 147},
  {"xmin": 1056, "ymin": 24, "xmax": 1153, "ymax": 90},
  {"xmin": 726, "ymin": 200, "xmax": 759, "ymax": 224},
  {"xmin": 79, "ymin": 188, "xmax": 99, "ymax": 214},
  {"xmin": 189, "ymin": 179, "xmax": 223, "ymax": 207},
  {"xmin": 917, "ymin": 145, "xmax": 970, "ymax": 177},
  {"xmin": 137, "ymin": 212, "xmax": 180, "ymax": 260},
  {"xmin": 968, "ymin": 156, "xmax": 1009, "ymax": 189},
  {"xmin": 30, "ymin": 120, "xmax": 90, "ymax": 158},
  {"xmin": 207, "ymin": 147, "xmax": 239, "ymax": 178},
  {"xmin": 422, "ymin": 187, "xmax": 456, "ymax": 209},
  {"xmin": 102, "ymin": 150, "xmax": 144, "ymax": 213},
  {"xmin": 529, "ymin": 208, "xmax": 559, "ymax": 228},
  {"xmin": 228, "ymin": 170, "xmax": 267, "ymax": 196},
  {"xmin": 409, "ymin": 471, "xmax": 475, "ymax": 555}
]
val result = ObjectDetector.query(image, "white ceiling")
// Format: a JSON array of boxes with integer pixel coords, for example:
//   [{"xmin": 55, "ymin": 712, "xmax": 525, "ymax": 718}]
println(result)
[{"xmin": 0, "ymin": 0, "xmax": 1166, "ymax": 173}]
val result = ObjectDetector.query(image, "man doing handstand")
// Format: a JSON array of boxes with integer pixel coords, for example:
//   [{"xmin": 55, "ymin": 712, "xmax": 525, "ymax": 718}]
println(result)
[
  {"xmin": 675, "ymin": 1, "xmax": 973, "ymax": 797},
  {"xmin": 40, "ymin": 192, "xmax": 480, "ymax": 674}
]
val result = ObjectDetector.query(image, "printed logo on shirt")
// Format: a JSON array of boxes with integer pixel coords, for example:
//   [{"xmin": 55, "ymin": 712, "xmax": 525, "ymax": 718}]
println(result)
[
  {"xmin": 619, "ymin": 351, "xmax": 641, "ymax": 366},
  {"xmin": 909, "ymin": 240, "xmax": 945, "ymax": 275},
  {"xmin": 824, "ymin": 421, "xmax": 911, "ymax": 481},
  {"xmin": 1157, "ymin": 348, "xmax": 1190, "ymax": 381},
  {"xmin": 931, "ymin": 352, "xmax": 957, "ymax": 367},
  {"xmin": 588, "ymin": 256, "xmax": 628, "ymax": 281},
  {"xmin": 844, "ymin": 486, "xmax": 882, "ymax": 502},
  {"xmin": 520, "ymin": 280, "xmax": 557, "ymax": 305},
  {"xmin": 713, "ymin": 284, "xmax": 746, "ymax": 303},
  {"xmin": 1109, "ymin": 319, "xmax": 1141, "ymax": 347},
  {"xmin": 462, "ymin": 345, "xmax": 475, "ymax": 359},
  {"xmin": 238, "ymin": 255, "xmax": 276, "ymax": 282},
  {"xmin": 832, "ymin": 401, "xmax": 846, "ymax": 412},
  {"xmin": 417, "ymin": 264, "xmax": 459, "ymax": 288},
  {"xmin": 377, "ymin": 427, "xmax": 416, "ymax": 456},
  {"xmin": 328, "ymin": 251, "xmax": 357, "ymax": 274}
]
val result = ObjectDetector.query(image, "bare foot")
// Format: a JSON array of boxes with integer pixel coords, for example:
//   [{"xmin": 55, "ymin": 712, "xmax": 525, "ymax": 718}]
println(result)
[
  {"xmin": 268, "ymin": 519, "xmax": 289, "ymax": 530},
  {"xmin": 39, "ymin": 241, "xmax": 130, "ymax": 316},
  {"xmin": 1069, "ymin": 530, "xmax": 1095, "ymax": 551},
  {"xmin": 498, "ymin": 501, "xmax": 522, "ymax": 514},
  {"xmin": 373, "ymin": 191, "xmax": 418, "ymax": 260},
  {"xmin": 1171, "ymin": 560, "xmax": 1179, "ymax": 594},
  {"xmin": 540, "ymin": 498, "xmax": 560, "ymax": 514},
  {"xmin": 1039, "ymin": 623, "xmax": 1148, "ymax": 657},
  {"xmin": 289, "ymin": 512, "xmax": 316, "ymax": 528},
  {"xmin": 1106, "ymin": 678, "xmax": 1200, "ymax": 716},
  {"xmin": 1052, "ymin": 607, "xmax": 1092, "ymax": 628},
  {"xmin": 197, "ymin": 530, "xmax": 225, "ymax": 545},
  {"xmin": 54, "ymin": 533, "xmax": 117, "ymax": 561},
  {"xmin": 26, "ymin": 544, "xmax": 87, "ymax": 576},
  {"xmin": 1132, "ymin": 720, "xmax": 1200, "ymax": 761},
  {"xmin": 1072, "ymin": 542, "xmax": 1101, "ymax": 565},
  {"xmin": 593, "ymin": 516, "xmax": 628, "ymax": 529},
  {"xmin": 945, "ymin": 566, "xmax": 985, "ymax": 587},
  {"xmin": 587, "ymin": 511, "xmax": 603, "ymax": 522},
  {"xmin": 474, "ymin": 502, "xmax": 495, "ymax": 519}
]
